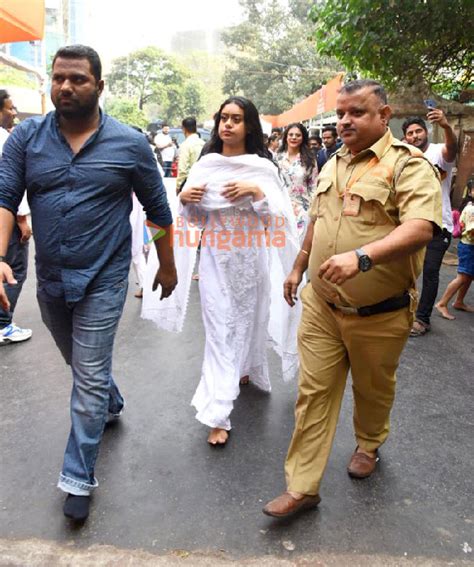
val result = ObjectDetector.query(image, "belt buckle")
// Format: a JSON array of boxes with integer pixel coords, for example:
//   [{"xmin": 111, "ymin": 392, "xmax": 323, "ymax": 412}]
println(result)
[{"xmin": 336, "ymin": 304, "xmax": 358, "ymax": 315}]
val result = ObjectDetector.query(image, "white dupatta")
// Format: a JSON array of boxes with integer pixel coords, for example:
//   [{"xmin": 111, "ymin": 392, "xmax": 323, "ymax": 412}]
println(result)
[{"xmin": 142, "ymin": 153, "xmax": 303, "ymax": 381}]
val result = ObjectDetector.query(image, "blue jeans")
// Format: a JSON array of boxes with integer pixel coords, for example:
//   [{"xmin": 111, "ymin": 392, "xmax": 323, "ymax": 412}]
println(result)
[
  {"xmin": 163, "ymin": 161, "xmax": 173, "ymax": 177},
  {"xmin": 0, "ymin": 225, "xmax": 29, "ymax": 329},
  {"xmin": 37, "ymin": 278, "xmax": 128, "ymax": 495}
]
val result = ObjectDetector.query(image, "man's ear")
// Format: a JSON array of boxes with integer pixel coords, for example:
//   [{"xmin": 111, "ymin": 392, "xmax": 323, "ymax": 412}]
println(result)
[
  {"xmin": 380, "ymin": 104, "xmax": 392, "ymax": 124},
  {"xmin": 97, "ymin": 79, "xmax": 105, "ymax": 96}
]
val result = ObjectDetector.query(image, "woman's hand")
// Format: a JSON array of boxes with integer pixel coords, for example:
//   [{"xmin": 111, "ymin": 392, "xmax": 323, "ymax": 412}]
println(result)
[
  {"xmin": 179, "ymin": 185, "xmax": 206, "ymax": 204},
  {"xmin": 222, "ymin": 181, "xmax": 264, "ymax": 202}
]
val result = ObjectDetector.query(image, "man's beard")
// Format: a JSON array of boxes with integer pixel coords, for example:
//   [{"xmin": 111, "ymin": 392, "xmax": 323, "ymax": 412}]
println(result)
[{"xmin": 55, "ymin": 93, "xmax": 99, "ymax": 119}]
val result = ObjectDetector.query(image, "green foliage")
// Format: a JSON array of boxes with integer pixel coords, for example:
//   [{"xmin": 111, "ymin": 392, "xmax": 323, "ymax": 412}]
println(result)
[
  {"xmin": 107, "ymin": 47, "xmax": 185, "ymax": 110},
  {"xmin": 0, "ymin": 65, "xmax": 37, "ymax": 89},
  {"xmin": 176, "ymin": 51, "xmax": 226, "ymax": 119},
  {"xmin": 105, "ymin": 98, "xmax": 148, "ymax": 129},
  {"xmin": 222, "ymin": 0, "xmax": 341, "ymax": 114},
  {"xmin": 182, "ymin": 81, "xmax": 205, "ymax": 117},
  {"xmin": 107, "ymin": 46, "xmax": 205, "ymax": 124},
  {"xmin": 310, "ymin": 0, "xmax": 473, "ymax": 97}
]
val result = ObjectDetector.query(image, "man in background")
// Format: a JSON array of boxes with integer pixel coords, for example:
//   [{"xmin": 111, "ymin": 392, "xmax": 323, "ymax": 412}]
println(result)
[
  {"xmin": 308, "ymin": 135, "xmax": 322, "ymax": 158},
  {"xmin": 317, "ymin": 125, "xmax": 340, "ymax": 171},
  {"xmin": 154, "ymin": 124, "xmax": 176, "ymax": 177},
  {"xmin": 403, "ymin": 109, "xmax": 457, "ymax": 336},
  {"xmin": 176, "ymin": 117, "xmax": 205, "ymax": 193},
  {"xmin": 0, "ymin": 90, "xmax": 32, "ymax": 345}
]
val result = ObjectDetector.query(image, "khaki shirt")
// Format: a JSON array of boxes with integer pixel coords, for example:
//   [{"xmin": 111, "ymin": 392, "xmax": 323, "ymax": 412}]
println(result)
[
  {"xmin": 176, "ymin": 133, "xmax": 206, "ymax": 190},
  {"xmin": 308, "ymin": 129, "xmax": 442, "ymax": 307}
]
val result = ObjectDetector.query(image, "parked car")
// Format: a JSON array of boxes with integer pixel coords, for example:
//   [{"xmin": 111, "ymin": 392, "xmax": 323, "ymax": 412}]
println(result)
[
  {"xmin": 168, "ymin": 127, "xmax": 211, "ymax": 147},
  {"xmin": 147, "ymin": 123, "xmax": 211, "ymax": 147}
]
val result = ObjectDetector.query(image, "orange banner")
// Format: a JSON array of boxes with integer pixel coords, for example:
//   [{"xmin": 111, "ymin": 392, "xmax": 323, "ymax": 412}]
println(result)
[
  {"xmin": 0, "ymin": 0, "xmax": 45, "ymax": 43},
  {"xmin": 261, "ymin": 73, "xmax": 344, "ymax": 128}
]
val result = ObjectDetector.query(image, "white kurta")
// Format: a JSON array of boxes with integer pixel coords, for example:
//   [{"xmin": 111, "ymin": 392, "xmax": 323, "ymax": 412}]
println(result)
[
  {"xmin": 190, "ymin": 202, "xmax": 274, "ymax": 430},
  {"xmin": 142, "ymin": 153, "xmax": 301, "ymax": 430}
]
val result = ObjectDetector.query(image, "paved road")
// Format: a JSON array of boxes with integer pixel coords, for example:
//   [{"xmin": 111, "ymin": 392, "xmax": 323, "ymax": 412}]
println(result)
[{"xmin": 1, "ymin": 247, "xmax": 473, "ymax": 566}]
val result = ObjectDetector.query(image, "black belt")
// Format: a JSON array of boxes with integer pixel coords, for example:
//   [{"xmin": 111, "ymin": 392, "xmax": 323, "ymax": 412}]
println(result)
[{"xmin": 328, "ymin": 292, "xmax": 410, "ymax": 317}]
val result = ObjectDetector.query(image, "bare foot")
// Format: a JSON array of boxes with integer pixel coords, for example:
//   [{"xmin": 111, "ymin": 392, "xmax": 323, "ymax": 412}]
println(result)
[
  {"xmin": 435, "ymin": 303, "xmax": 455, "ymax": 320},
  {"xmin": 134, "ymin": 288, "xmax": 143, "ymax": 298},
  {"xmin": 453, "ymin": 302, "xmax": 474, "ymax": 313},
  {"xmin": 207, "ymin": 428, "xmax": 229, "ymax": 445},
  {"xmin": 240, "ymin": 375, "xmax": 250, "ymax": 385}
]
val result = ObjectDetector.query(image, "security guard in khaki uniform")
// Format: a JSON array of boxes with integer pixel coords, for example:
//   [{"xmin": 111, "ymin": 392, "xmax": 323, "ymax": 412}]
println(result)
[{"xmin": 263, "ymin": 80, "xmax": 442, "ymax": 518}]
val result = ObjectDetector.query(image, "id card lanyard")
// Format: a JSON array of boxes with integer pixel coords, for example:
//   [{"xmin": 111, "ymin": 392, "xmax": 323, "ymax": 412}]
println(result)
[
  {"xmin": 336, "ymin": 136, "xmax": 392, "ymax": 216},
  {"xmin": 337, "ymin": 156, "xmax": 379, "ymax": 216}
]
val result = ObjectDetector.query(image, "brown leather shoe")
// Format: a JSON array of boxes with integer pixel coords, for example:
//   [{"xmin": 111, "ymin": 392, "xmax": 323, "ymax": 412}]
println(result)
[
  {"xmin": 262, "ymin": 491, "xmax": 321, "ymax": 518},
  {"xmin": 347, "ymin": 447, "xmax": 379, "ymax": 478}
]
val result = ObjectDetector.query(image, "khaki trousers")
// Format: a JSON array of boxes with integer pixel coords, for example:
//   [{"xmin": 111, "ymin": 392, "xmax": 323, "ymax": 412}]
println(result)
[{"xmin": 285, "ymin": 284, "xmax": 413, "ymax": 495}]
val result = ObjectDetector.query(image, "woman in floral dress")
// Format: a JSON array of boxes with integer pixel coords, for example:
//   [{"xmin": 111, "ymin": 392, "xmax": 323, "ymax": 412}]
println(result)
[{"xmin": 277, "ymin": 123, "xmax": 318, "ymax": 240}]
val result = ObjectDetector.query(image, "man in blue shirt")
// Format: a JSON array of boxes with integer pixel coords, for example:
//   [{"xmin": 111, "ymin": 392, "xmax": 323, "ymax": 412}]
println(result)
[
  {"xmin": 316, "ymin": 126, "xmax": 341, "ymax": 171},
  {"xmin": 0, "ymin": 45, "xmax": 177, "ymax": 522}
]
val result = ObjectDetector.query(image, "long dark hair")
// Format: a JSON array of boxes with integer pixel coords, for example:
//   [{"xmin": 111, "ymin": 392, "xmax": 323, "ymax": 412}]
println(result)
[
  {"xmin": 202, "ymin": 96, "xmax": 273, "ymax": 162},
  {"xmin": 279, "ymin": 122, "xmax": 315, "ymax": 176}
]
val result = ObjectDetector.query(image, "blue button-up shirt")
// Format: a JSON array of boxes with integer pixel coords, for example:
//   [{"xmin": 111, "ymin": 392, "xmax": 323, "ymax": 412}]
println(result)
[{"xmin": 0, "ymin": 111, "xmax": 172, "ymax": 302}]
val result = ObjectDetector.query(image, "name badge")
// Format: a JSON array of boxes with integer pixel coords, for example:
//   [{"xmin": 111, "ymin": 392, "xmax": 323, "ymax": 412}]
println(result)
[{"xmin": 342, "ymin": 192, "xmax": 361, "ymax": 216}]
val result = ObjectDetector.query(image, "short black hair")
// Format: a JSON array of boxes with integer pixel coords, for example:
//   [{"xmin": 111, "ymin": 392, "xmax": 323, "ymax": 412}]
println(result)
[
  {"xmin": 52, "ymin": 45, "xmax": 102, "ymax": 82},
  {"xmin": 182, "ymin": 117, "xmax": 197, "ymax": 133},
  {"xmin": 322, "ymin": 126, "xmax": 337, "ymax": 138},
  {"xmin": 0, "ymin": 89, "xmax": 10, "ymax": 111},
  {"xmin": 402, "ymin": 116, "xmax": 428, "ymax": 135},
  {"xmin": 339, "ymin": 79, "xmax": 388, "ymax": 105}
]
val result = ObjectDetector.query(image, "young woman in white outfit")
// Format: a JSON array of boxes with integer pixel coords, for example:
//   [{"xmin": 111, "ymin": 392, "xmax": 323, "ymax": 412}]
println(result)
[{"xmin": 176, "ymin": 97, "xmax": 299, "ymax": 446}]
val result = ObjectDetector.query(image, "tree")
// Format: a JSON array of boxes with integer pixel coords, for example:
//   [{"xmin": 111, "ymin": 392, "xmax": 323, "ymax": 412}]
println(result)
[
  {"xmin": 222, "ymin": 0, "xmax": 341, "ymax": 114},
  {"xmin": 176, "ymin": 51, "xmax": 226, "ymax": 120},
  {"xmin": 157, "ymin": 77, "xmax": 205, "ymax": 124},
  {"xmin": 0, "ymin": 65, "xmax": 36, "ymax": 89},
  {"xmin": 107, "ymin": 47, "xmax": 205, "ymax": 125},
  {"xmin": 107, "ymin": 47, "xmax": 185, "ymax": 110},
  {"xmin": 310, "ymin": 0, "xmax": 473, "ymax": 97},
  {"xmin": 105, "ymin": 98, "xmax": 148, "ymax": 129},
  {"xmin": 182, "ymin": 81, "xmax": 205, "ymax": 117}
]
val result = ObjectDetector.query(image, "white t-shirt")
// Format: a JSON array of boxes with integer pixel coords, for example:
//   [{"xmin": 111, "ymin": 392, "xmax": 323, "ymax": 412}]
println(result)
[
  {"xmin": 154, "ymin": 132, "xmax": 175, "ymax": 162},
  {"xmin": 0, "ymin": 127, "xmax": 30, "ymax": 216},
  {"xmin": 424, "ymin": 143, "xmax": 454, "ymax": 232}
]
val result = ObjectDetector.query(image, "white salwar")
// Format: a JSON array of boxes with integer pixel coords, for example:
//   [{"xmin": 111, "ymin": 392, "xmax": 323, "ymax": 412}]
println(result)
[{"xmin": 142, "ymin": 153, "xmax": 301, "ymax": 431}]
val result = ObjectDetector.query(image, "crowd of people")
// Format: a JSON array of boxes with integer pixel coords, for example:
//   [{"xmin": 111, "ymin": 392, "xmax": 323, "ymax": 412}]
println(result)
[{"xmin": 0, "ymin": 44, "xmax": 472, "ymax": 525}]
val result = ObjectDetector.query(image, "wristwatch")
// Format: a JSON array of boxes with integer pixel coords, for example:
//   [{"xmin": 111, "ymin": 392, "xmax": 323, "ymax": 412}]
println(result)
[{"xmin": 355, "ymin": 248, "xmax": 373, "ymax": 272}]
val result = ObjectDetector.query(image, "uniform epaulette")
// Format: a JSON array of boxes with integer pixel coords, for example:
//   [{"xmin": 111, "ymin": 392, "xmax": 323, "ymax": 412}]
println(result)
[
  {"xmin": 392, "ymin": 140, "xmax": 440, "ymax": 185},
  {"xmin": 391, "ymin": 138, "xmax": 424, "ymax": 157}
]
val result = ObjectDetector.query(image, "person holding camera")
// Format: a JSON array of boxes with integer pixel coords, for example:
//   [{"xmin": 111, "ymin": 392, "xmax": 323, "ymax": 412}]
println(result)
[{"xmin": 402, "ymin": 105, "xmax": 457, "ymax": 337}]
